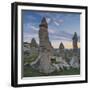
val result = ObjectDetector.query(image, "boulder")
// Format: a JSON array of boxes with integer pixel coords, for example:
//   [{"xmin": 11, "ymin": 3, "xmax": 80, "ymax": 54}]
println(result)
[{"xmin": 69, "ymin": 56, "xmax": 80, "ymax": 68}]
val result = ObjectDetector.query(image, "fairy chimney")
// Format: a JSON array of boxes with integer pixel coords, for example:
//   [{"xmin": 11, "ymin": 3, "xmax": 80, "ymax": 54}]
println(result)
[
  {"xmin": 30, "ymin": 38, "xmax": 38, "ymax": 48},
  {"xmin": 31, "ymin": 17, "xmax": 55, "ymax": 74},
  {"xmin": 72, "ymin": 32, "xmax": 78, "ymax": 53},
  {"xmin": 59, "ymin": 42, "xmax": 65, "ymax": 59},
  {"xmin": 39, "ymin": 17, "xmax": 53, "ymax": 55}
]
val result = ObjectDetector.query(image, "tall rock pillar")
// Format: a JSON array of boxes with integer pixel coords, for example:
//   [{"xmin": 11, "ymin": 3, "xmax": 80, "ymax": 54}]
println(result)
[
  {"xmin": 31, "ymin": 17, "xmax": 55, "ymax": 73},
  {"xmin": 70, "ymin": 32, "xmax": 79, "ymax": 68},
  {"xmin": 39, "ymin": 17, "xmax": 53, "ymax": 56},
  {"xmin": 72, "ymin": 32, "xmax": 78, "ymax": 53},
  {"xmin": 59, "ymin": 42, "xmax": 65, "ymax": 59}
]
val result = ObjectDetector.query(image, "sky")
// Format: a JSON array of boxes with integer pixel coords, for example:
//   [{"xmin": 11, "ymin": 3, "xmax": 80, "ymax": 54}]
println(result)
[{"xmin": 22, "ymin": 10, "xmax": 80, "ymax": 49}]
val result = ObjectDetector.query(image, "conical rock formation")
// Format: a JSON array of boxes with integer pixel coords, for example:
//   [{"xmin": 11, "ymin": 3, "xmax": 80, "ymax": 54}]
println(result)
[{"xmin": 31, "ymin": 17, "xmax": 55, "ymax": 74}]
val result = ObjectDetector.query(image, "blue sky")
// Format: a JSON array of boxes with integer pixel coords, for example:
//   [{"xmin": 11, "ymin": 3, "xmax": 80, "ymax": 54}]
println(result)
[{"xmin": 22, "ymin": 10, "xmax": 80, "ymax": 49}]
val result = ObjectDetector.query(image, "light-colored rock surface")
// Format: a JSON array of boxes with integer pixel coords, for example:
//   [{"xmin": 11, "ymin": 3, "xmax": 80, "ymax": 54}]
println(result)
[
  {"xmin": 39, "ymin": 50, "xmax": 55, "ymax": 73},
  {"xmin": 53, "ymin": 57, "xmax": 70, "ymax": 71},
  {"xmin": 70, "ymin": 56, "xmax": 80, "ymax": 68}
]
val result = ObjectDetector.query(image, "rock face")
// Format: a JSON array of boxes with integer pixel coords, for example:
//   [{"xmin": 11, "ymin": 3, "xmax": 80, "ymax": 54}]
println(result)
[
  {"xmin": 30, "ymin": 38, "xmax": 39, "ymax": 55},
  {"xmin": 30, "ymin": 38, "xmax": 38, "ymax": 48},
  {"xmin": 39, "ymin": 50, "xmax": 55, "ymax": 73},
  {"xmin": 70, "ymin": 55, "xmax": 80, "ymax": 68},
  {"xmin": 59, "ymin": 42, "xmax": 64, "ymax": 49},
  {"xmin": 69, "ymin": 32, "xmax": 80, "ymax": 68},
  {"xmin": 55, "ymin": 57, "xmax": 70, "ymax": 70},
  {"xmin": 31, "ymin": 17, "xmax": 55, "ymax": 73},
  {"xmin": 59, "ymin": 42, "xmax": 65, "ymax": 59},
  {"xmin": 72, "ymin": 32, "xmax": 78, "ymax": 53},
  {"xmin": 39, "ymin": 17, "xmax": 53, "ymax": 56}
]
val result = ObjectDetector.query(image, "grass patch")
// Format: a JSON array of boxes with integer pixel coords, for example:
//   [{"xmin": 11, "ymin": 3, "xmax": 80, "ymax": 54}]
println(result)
[
  {"xmin": 24, "ymin": 53, "xmax": 38, "ymax": 64},
  {"xmin": 23, "ymin": 53, "xmax": 80, "ymax": 77},
  {"xmin": 23, "ymin": 66, "xmax": 80, "ymax": 77}
]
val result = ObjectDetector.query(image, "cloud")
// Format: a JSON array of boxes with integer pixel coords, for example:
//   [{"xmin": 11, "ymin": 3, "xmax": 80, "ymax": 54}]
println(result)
[
  {"xmin": 30, "ymin": 25, "xmax": 39, "ymax": 31},
  {"xmin": 46, "ymin": 16, "xmax": 52, "ymax": 24},
  {"xmin": 46, "ymin": 17, "xmax": 64, "ymax": 26},
  {"xmin": 58, "ymin": 19, "xmax": 64, "ymax": 24},
  {"xmin": 48, "ymin": 29, "xmax": 55, "ymax": 34},
  {"xmin": 23, "ymin": 11, "xmax": 80, "ymax": 45},
  {"xmin": 53, "ymin": 18, "xmax": 64, "ymax": 26},
  {"xmin": 26, "ymin": 15, "xmax": 36, "ymax": 21},
  {"xmin": 24, "ymin": 32, "xmax": 38, "ymax": 38},
  {"xmin": 48, "ymin": 28, "xmax": 72, "ymax": 41},
  {"xmin": 50, "ymin": 34, "xmax": 72, "ymax": 41},
  {"xmin": 35, "ymin": 12, "xmax": 64, "ymax": 26},
  {"xmin": 23, "ymin": 32, "xmax": 39, "ymax": 43},
  {"xmin": 23, "ymin": 23, "xmax": 39, "ymax": 34},
  {"xmin": 23, "ymin": 20, "xmax": 38, "ymax": 43},
  {"xmin": 49, "ymin": 28, "xmax": 80, "ymax": 42},
  {"xmin": 54, "ymin": 21, "xmax": 60, "ymax": 26}
]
